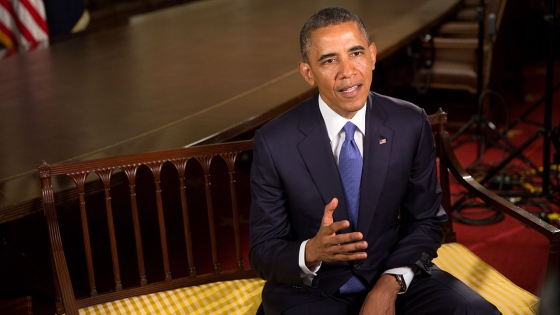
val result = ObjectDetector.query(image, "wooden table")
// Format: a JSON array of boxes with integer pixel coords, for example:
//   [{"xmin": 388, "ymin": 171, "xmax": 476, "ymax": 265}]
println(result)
[{"xmin": 0, "ymin": 0, "xmax": 460, "ymax": 223}]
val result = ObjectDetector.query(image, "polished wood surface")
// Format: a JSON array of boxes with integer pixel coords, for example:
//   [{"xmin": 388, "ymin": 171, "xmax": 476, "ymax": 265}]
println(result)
[{"xmin": 0, "ymin": 0, "xmax": 460, "ymax": 223}]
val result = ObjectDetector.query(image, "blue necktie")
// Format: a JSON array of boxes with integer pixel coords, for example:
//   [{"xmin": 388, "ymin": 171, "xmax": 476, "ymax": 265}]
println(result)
[
  {"xmin": 338, "ymin": 122, "xmax": 366, "ymax": 294},
  {"xmin": 338, "ymin": 122, "xmax": 362, "ymax": 231}
]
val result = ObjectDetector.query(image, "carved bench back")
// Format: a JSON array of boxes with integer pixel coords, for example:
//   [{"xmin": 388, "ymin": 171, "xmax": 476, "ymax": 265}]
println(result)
[{"xmin": 40, "ymin": 141, "xmax": 255, "ymax": 315}]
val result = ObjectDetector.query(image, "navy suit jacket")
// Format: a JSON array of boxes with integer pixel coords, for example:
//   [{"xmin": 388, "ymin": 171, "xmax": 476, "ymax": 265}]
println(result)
[{"xmin": 249, "ymin": 92, "xmax": 447, "ymax": 314}]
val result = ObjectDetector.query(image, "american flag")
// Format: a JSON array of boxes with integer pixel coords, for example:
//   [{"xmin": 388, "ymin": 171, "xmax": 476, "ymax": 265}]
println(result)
[
  {"xmin": 379, "ymin": 138, "xmax": 387, "ymax": 145},
  {"xmin": 0, "ymin": 0, "xmax": 49, "ymax": 59}
]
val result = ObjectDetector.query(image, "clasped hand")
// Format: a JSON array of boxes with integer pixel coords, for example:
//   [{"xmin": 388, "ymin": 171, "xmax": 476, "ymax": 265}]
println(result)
[{"xmin": 305, "ymin": 198, "xmax": 368, "ymax": 267}]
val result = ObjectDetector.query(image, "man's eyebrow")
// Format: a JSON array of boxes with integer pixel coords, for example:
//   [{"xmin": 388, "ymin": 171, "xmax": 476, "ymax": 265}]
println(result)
[
  {"xmin": 349, "ymin": 45, "xmax": 366, "ymax": 52},
  {"xmin": 317, "ymin": 53, "xmax": 336, "ymax": 62},
  {"xmin": 316, "ymin": 45, "xmax": 366, "ymax": 62}
]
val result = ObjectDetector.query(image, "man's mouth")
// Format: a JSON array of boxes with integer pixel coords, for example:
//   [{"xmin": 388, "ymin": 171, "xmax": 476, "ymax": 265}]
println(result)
[{"xmin": 339, "ymin": 84, "xmax": 361, "ymax": 94}]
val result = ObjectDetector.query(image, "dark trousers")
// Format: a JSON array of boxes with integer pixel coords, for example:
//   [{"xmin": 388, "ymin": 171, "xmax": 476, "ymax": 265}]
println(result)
[{"xmin": 267, "ymin": 266, "xmax": 502, "ymax": 315}]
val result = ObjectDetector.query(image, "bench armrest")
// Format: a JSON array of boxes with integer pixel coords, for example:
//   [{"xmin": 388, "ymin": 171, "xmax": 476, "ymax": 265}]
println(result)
[{"xmin": 440, "ymin": 131, "xmax": 560, "ymax": 273}]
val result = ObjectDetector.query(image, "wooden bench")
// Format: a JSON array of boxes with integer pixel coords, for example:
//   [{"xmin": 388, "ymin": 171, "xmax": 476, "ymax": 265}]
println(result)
[{"xmin": 39, "ymin": 109, "xmax": 559, "ymax": 315}]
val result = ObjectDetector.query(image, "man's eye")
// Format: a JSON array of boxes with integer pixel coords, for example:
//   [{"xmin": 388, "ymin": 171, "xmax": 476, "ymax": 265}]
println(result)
[
  {"xmin": 351, "ymin": 51, "xmax": 363, "ymax": 57},
  {"xmin": 325, "ymin": 58, "xmax": 336, "ymax": 64}
]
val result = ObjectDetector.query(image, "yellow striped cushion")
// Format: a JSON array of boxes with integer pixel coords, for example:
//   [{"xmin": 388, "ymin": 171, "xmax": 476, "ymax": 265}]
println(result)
[
  {"xmin": 78, "ymin": 243, "xmax": 539, "ymax": 315},
  {"xmin": 434, "ymin": 242, "xmax": 540, "ymax": 315},
  {"xmin": 79, "ymin": 278, "xmax": 265, "ymax": 315}
]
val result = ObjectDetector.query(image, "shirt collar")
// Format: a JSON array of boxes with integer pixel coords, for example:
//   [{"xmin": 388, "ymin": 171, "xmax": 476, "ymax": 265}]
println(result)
[{"xmin": 318, "ymin": 94, "xmax": 367, "ymax": 141}]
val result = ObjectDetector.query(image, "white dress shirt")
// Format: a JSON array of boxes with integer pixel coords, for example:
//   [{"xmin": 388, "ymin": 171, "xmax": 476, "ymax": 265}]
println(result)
[{"xmin": 298, "ymin": 95, "xmax": 413, "ymax": 293}]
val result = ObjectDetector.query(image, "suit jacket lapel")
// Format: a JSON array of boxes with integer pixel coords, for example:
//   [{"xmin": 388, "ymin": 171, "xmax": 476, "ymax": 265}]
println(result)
[
  {"xmin": 296, "ymin": 96, "xmax": 350, "ymax": 225},
  {"xmin": 359, "ymin": 94, "xmax": 394, "ymax": 238}
]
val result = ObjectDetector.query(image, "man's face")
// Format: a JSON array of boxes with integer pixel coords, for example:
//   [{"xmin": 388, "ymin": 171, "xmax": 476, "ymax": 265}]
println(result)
[{"xmin": 299, "ymin": 21, "xmax": 377, "ymax": 119}]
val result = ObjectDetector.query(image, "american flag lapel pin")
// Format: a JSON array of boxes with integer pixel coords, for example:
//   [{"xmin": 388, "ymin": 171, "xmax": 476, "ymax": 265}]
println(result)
[{"xmin": 379, "ymin": 137, "xmax": 387, "ymax": 145}]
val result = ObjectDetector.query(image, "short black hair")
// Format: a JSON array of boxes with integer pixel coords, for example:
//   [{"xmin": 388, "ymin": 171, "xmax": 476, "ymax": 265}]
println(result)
[{"xmin": 299, "ymin": 7, "xmax": 370, "ymax": 63}]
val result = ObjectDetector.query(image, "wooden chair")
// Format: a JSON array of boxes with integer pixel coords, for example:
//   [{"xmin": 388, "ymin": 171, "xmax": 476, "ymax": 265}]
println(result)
[
  {"xmin": 39, "ymin": 109, "xmax": 559, "ymax": 314},
  {"xmin": 413, "ymin": 0, "xmax": 506, "ymax": 95}
]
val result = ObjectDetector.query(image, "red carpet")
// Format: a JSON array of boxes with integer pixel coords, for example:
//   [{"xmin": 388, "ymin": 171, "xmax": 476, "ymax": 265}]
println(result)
[{"xmin": 448, "ymin": 60, "xmax": 560, "ymax": 295}]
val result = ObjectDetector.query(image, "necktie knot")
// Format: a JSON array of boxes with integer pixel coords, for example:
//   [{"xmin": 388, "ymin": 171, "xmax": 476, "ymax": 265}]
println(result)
[{"xmin": 343, "ymin": 122, "xmax": 357, "ymax": 142}]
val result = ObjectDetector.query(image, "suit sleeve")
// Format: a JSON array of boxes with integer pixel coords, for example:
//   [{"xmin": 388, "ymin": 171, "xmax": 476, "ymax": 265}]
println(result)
[
  {"xmin": 384, "ymin": 109, "xmax": 447, "ymax": 273},
  {"xmin": 248, "ymin": 129, "xmax": 306, "ymax": 286}
]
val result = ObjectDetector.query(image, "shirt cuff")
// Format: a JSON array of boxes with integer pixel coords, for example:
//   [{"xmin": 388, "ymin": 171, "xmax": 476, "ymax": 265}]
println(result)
[
  {"xmin": 299, "ymin": 240, "xmax": 321, "ymax": 285},
  {"xmin": 383, "ymin": 267, "xmax": 414, "ymax": 294}
]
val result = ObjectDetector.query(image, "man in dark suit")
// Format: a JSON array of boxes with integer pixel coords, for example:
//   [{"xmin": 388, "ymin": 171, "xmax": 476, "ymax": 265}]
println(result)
[{"xmin": 249, "ymin": 7, "xmax": 501, "ymax": 315}]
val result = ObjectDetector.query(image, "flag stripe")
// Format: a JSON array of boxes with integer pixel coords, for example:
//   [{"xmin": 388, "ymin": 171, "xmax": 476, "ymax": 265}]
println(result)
[
  {"xmin": 0, "ymin": 0, "xmax": 48, "ymax": 56},
  {"xmin": 13, "ymin": 0, "xmax": 48, "ymax": 44},
  {"xmin": 19, "ymin": 0, "xmax": 48, "ymax": 35},
  {"xmin": 12, "ymin": 13, "xmax": 34, "ymax": 47}
]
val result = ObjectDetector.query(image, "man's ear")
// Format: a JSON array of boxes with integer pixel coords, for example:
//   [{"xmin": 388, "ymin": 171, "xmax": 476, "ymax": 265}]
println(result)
[
  {"xmin": 369, "ymin": 43, "xmax": 377, "ymax": 71},
  {"xmin": 298, "ymin": 62, "xmax": 315, "ymax": 86}
]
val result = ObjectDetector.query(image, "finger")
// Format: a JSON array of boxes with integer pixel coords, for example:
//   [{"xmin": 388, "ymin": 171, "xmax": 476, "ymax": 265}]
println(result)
[
  {"xmin": 335, "ymin": 252, "xmax": 368, "ymax": 261},
  {"xmin": 333, "ymin": 240, "xmax": 368, "ymax": 257},
  {"xmin": 317, "ymin": 243, "xmax": 367, "ymax": 262},
  {"xmin": 330, "ymin": 250, "xmax": 368, "ymax": 262},
  {"xmin": 322, "ymin": 198, "xmax": 338, "ymax": 226},
  {"xmin": 325, "ymin": 220, "xmax": 351, "ymax": 235},
  {"xmin": 330, "ymin": 231, "xmax": 364, "ymax": 245}
]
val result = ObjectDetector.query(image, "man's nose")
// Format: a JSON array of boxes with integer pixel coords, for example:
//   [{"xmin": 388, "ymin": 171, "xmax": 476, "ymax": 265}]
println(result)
[{"xmin": 338, "ymin": 58, "xmax": 356, "ymax": 79}]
